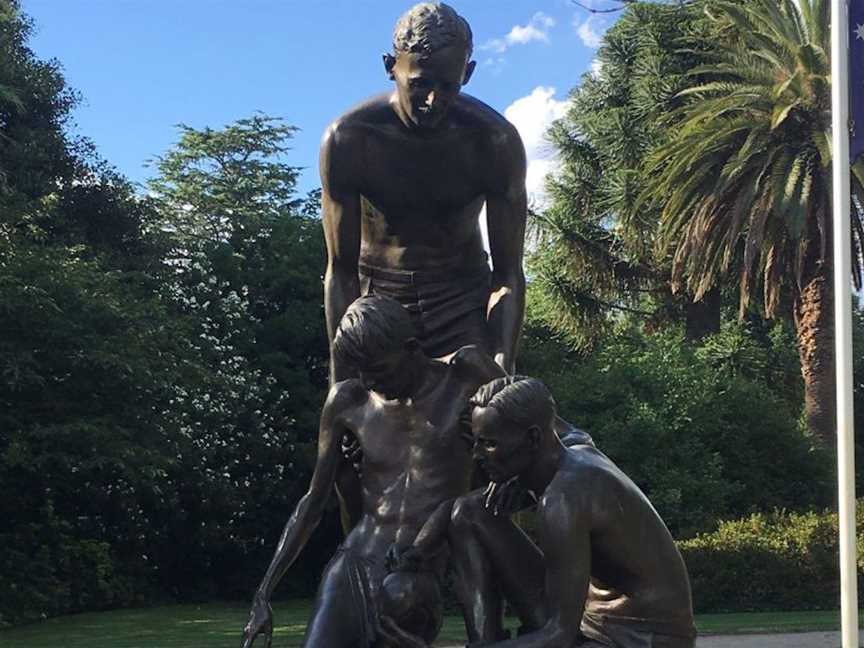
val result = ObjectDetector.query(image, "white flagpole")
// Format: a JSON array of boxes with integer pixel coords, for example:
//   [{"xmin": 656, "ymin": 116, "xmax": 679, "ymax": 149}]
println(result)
[{"xmin": 831, "ymin": 1, "xmax": 858, "ymax": 646}]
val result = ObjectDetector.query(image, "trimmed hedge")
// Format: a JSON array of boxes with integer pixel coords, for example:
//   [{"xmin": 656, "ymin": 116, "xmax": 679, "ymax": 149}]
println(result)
[{"xmin": 680, "ymin": 500, "xmax": 864, "ymax": 613}]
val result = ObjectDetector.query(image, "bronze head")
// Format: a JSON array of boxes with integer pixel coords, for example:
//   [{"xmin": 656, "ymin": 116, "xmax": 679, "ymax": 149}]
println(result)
[
  {"xmin": 384, "ymin": 3, "xmax": 476, "ymax": 130},
  {"xmin": 332, "ymin": 295, "xmax": 421, "ymax": 399},
  {"xmin": 469, "ymin": 376, "xmax": 557, "ymax": 482}
]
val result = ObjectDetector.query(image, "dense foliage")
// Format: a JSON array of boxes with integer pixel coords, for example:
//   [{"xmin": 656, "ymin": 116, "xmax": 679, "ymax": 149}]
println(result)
[
  {"xmin": 3, "ymin": 0, "xmax": 862, "ymax": 628},
  {"xmin": 520, "ymin": 294, "xmax": 832, "ymax": 538},
  {"xmin": 680, "ymin": 499, "xmax": 864, "ymax": 613},
  {"xmin": 0, "ymin": 1, "xmax": 335, "ymax": 626},
  {"xmin": 530, "ymin": 1, "xmax": 718, "ymax": 348},
  {"xmin": 643, "ymin": 0, "xmax": 864, "ymax": 443},
  {"xmin": 533, "ymin": 0, "xmax": 862, "ymax": 446}
]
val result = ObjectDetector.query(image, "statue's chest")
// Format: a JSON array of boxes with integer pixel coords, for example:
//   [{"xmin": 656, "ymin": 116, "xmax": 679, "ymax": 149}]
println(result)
[
  {"xmin": 355, "ymin": 399, "xmax": 466, "ymax": 470},
  {"xmin": 352, "ymin": 405, "xmax": 410, "ymax": 472},
  {"xmin": 361, "ymin": 135, "xmax": 482, "ymax": 209},
  {"xmin": 404, "ymin": 401, "xmax": 470, "ymax": 462}
]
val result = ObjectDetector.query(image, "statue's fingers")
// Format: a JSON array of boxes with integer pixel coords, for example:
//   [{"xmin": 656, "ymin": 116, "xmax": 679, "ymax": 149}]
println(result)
[
  {"xmin": 483, "ymin": 482, "xmax": 497, "ymax": 509},
  {"xmin": 377, "ymin": 618, "xmax": 399, "ymax": 643},
  {"xmin": 240, "ymin": 630, "xmax": 253, "ymax": 648}
]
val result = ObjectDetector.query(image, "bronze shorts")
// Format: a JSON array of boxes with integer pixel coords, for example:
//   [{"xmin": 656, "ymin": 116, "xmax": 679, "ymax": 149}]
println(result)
[{"xmin": 358, "ymin": 258, "xmax": 491, "ymax": 359}]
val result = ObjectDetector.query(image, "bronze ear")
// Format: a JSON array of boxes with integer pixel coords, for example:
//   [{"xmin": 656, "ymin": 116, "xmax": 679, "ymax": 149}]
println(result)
[
  {"xmin": 462, "ymin": 60, "xmax": 477, "ymax": 85},
  {"xmin": 528, "ymin": 425, "xmax": 542, "ymax": 449},
  {"xmin": 383, "ymin": 53, "xmax": 397, "ymax": 80}
]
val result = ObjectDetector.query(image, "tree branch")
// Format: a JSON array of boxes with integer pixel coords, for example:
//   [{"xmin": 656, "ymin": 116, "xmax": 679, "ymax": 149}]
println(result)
[{"xmin": 571, "ymin": 0, "xmax": 635, "ymax": 14}]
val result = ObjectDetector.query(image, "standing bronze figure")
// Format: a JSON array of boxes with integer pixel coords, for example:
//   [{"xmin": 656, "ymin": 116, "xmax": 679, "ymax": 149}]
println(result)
[
  {"xmin": 320, "ymin": 2, "xmax": 527, "ymax": 383},
  {"xmin": 321, "ymin": 0, "xmax": 527, "ymax": 548}
]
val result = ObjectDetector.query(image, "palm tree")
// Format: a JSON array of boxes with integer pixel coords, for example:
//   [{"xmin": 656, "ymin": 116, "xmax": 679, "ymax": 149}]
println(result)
[
  {"xmin": 645, "ymin": 0, "xmax": 864, "ymax": 442},
  {"xmin": 530, "ymin": 2, "xmax": 721, "ymax": 348}
]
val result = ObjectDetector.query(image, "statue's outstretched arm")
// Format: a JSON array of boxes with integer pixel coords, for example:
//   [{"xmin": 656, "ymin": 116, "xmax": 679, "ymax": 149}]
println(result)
[
  {"xmin": 320, "ymin": 122, "xmax": 364, "ymax": 531},
  {"xmin": 241, "ymin": 385, "xmax": 350, "ymax": 647}
]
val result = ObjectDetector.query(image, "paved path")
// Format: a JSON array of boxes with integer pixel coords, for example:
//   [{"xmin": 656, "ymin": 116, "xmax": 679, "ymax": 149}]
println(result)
[
  {"xmin": 697, "ymin": 632, "xmax": 853, "ymax": 647},
  {"xmin": 444, "ymin": 633, "xmax": 855, "ymax": 647}
]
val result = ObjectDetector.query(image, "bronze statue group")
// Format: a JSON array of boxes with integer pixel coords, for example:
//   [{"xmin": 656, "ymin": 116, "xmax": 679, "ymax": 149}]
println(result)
[{"xmin": 242, "ymin": 4, "xmax": 696, "ymax": 647}]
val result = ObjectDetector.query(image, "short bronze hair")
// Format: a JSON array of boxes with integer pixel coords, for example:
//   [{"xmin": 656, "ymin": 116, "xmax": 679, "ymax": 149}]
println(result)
[
  {"xmin": 470, "ymin": 376, "xmax": 557, "ymax": 433},
  {"xmin": 332, "ymin": 295, "xmax": 416, "ymax": 369},
  {"xmin": 393, "ymin": 2, "xmax": 473, "ymax": 58}
]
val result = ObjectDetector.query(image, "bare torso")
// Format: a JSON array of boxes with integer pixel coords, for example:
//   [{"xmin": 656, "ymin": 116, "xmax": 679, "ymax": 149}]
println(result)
[
  {"xmin": 392, "ymin": 360, "xmax": 480, "ymax": 547},
  {"xmin": 335, "ymin": 349, "xmax": 498, "ymax": 561},
  {"xmin": 326, "ymin": 93, "xmax": 518, "ymax": 270},
  {"xmin": 335, "ymin": 383, "xmax": 411, "ymax": 561},
  {"xmin": 544, "ymin": 447, "xmax": 694, "ymax": 631}
]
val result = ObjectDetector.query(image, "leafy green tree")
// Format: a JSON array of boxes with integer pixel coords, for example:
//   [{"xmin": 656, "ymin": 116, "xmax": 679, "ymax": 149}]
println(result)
[
  {"xmin": 643, "ymin": 0, "xmax": 864, "ymax": 442},
  {"xmin": 0, "ymin": 0, "xmax": 78, "ymax": 216},
  {"xmin": 145, "ymin": 116, "xmax": 332, "ymax": 598},
  {"xmin": 0, "ymin": 244, "xmax": 192, "ymax": 624},
  {"xmin": 0, "ymin": 1, "xmax": 195, "ymax": 620},
  {"xmin": 147, "ymin": 115, "xmax": 328, "ymax": 446},
  {"xmin": 0, "ymin": 0, "xmax": 335, "ymax": 618},
  {"xmin": 519, "ymin": 296, "xmax": 831, "ymax": 537},
  {"xmin": 530, "ymin": 1, "xmax": 718, "ymax": 348}
]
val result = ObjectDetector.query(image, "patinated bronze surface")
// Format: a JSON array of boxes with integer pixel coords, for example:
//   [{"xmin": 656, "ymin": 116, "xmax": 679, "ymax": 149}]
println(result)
[
  {"xmin": 242, "ymin": 3, "xmax": 695, "ymax": 647},
  {"xmin": 394, "ymin": 377, "xmax": 697, "ymax": 648},
  {"xmin": 321, "ymin": 0, "xmax": 526, "ymax": 549},
  {"xmin": 320, "ymin": 2, "xmax": 527, "ymax": 383},
  {"xmin": 241, "ymin": 295, "xmax": 505, "ymax": 648}
]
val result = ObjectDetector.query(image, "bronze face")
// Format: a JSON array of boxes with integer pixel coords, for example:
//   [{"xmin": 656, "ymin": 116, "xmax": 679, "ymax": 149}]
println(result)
[
  {"xmin": 356, "ymin": 343, "xmax": 416, "ymax": 401},
  {"xmin": 385, "ymin": 44, "xmax": 476, "ymax": 130},
  {"xmin": 471, "ymin": 406, "xmax": 535, "ymax": 483}
]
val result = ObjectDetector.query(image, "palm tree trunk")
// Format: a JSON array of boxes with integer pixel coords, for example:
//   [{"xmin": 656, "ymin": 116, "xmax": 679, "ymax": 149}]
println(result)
[{"xmin": 793, "ymin": 258, "xmax": 836, "ymax": 444}]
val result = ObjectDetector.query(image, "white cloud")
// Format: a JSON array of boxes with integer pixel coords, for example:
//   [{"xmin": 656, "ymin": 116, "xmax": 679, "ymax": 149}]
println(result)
[
  {"xmin": 504, "ymin": 86, "xmax": 570, "ymax": 205},
  {"xmin": 590, "ymin": 57, "xmax": 603, "ymax": 77},
  {"xmin": 508, "ymin": 23, "xmax": 548, "ymax": 45},
  {"xmin": 481, "ymin": 12, "xmax": 556, "ymax": 53},
  {"xmin": 573, "ymin": 15, "xmax": 606, "ymax": 48}
]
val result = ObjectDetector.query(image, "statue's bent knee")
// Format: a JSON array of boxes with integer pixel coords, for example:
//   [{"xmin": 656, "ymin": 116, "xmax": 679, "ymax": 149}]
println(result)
[
  {"xmin": 450, "ymin": 491, "xmax": 488, "ymax": 530},
  {"xmin": 380, "ymin": 571, "xmax": 443, "ymax": 643}
]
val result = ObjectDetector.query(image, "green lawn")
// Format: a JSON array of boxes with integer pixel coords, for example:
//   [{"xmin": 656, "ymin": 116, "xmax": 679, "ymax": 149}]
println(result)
[{"xmin": 0, "ymin": 603, "xmax": 860, "ymax": 648}]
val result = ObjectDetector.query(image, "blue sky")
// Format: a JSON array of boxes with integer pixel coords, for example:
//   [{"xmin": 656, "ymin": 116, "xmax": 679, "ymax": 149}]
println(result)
[{"xmin": 22, "ymin": 0, "xmax": 621, "ymax": 200}]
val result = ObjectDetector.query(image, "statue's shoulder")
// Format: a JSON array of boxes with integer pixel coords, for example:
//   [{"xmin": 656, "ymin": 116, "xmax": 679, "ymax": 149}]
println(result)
[
  {"xmin": 448, "ymin": 345, "xmax": 504, "ymax": 387},
  {"xmin": 555, "ymin": 417, "xmax": 595, "ymax": 448},
  {"xmin": 324, "ymin": 378, "xmax": 369, "ymax": 414},
  {"xmin": 322, "ymin": 94, "xmax": 397, "ymax": 147},
  {"xmin": 452, "ymin": 94, "xmax": 521, "ymax": 146},
  {"xmin": 559, "ymin": 445, "xmax": 618, "ymax": 492},
  {"xmin": 538, "ymin": 447, "xmax": 609, "ymax": 514}
]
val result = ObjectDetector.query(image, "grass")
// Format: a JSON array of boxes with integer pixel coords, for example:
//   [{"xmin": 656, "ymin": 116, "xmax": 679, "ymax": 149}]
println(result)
[{"xmin": 0, "ymin": 602, "xmax": 861, "ymax": 647}]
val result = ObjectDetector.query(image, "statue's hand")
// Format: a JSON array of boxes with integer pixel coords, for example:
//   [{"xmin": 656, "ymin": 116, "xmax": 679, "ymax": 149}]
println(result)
[
  {"xmin": 341, "ymin": 431, "xmax": 363, "ymax": 478},
  {"xmin": 378, "ymin": 615, "xmax": 429, "ymax": 648},
  {"xmin": 385, "ymin": 543, "xmax": 425, "ymax": 573},
  {"xmin": 241, "ymin": 594, "xmax": 273, "ymax": 648},
  {"xmin": 482, "ymin": 477, "xmax": 537, "ymax": 517}
]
